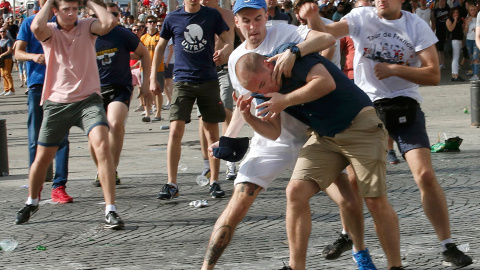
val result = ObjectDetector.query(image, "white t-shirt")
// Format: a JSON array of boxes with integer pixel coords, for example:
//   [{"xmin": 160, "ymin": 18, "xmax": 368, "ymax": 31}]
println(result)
[
  {"xmin": 415, "ymin": 8, "xmax": 432, "ymax": 25},
  {"xmin": 298, "ymin": 17, "xmax": 341, "ymax": 69},
  {"xmin": 344, "ymin": 7, "xmax": 438, "ymax": 103},
  {"xmin": 228, "ymin": 23, "xmax": 310, "ymax": 150},
  {"xmin": 164, "ymin": 38, "xmax": 175, "ymax": 64},
  {"xmin": 467, "ymin": 16, "xmax": 477, "ymax": 40}
]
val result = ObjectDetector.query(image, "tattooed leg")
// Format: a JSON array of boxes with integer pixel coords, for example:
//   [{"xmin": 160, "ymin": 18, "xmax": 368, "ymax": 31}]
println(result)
[{"xmin": 201, "ymin": 182, "xmax": 262, "ymax": 270}]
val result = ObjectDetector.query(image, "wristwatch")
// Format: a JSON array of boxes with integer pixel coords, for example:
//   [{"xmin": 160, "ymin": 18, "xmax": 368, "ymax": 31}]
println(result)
[{"xmin": 289, "ymin": 45, "xmax": 301, "ymax": 59}]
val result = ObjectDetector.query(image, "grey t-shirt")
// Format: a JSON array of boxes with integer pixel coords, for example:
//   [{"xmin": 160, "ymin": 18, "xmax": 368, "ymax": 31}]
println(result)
[{"xmin": 0, "ymin": 38, "xmax": 12, "ymax": 60}]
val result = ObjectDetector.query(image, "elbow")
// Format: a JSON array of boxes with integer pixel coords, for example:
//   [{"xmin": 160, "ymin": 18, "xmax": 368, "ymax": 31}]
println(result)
[
  {"xmin": 430, "ymin": 73, "xmax": 441, "ymax": 86},
  {"xmin": 327, "ymin": 34, "xmax": 336, "ymax": 48}
]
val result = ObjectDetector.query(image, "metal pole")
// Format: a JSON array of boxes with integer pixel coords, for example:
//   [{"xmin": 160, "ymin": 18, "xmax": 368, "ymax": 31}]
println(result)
[
  {"xmin": 0, "ymin": 119, "xmax": 9, "ymax": 176},
  {"xmin": 220, "ymin": 0, "xmax": 231, "ymax": 9},
  {"xmin": 131, "ymin": 0, "xmax": 136, "ymax": 19},
  {"xmin": 168, "ymin": 0, "xmax": 176, "ymax": 12},
  {"xmin": 470, "ymin": 80, "xmax": 480, "ymax": 127}
]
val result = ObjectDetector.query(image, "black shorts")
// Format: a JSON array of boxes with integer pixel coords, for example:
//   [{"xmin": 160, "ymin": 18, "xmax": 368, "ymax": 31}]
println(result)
[{"xmin": 101, "ymin": 84, "xmax": 133, "ymax": 111}]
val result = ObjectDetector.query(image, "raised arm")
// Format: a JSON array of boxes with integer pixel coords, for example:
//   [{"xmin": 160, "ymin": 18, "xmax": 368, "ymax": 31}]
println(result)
[
  {"xmin": 31, "ymin": 0, "xmax": 54, "ymax": 42},
  {"xmin": 88, "ymin": 0, "xmax": 117, "ymax": 36}
]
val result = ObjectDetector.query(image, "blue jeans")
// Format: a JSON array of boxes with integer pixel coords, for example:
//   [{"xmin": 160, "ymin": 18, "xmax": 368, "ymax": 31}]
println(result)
[{"xmin": 27, "ymin": 85, "xmax": 69, "ymax": 188}]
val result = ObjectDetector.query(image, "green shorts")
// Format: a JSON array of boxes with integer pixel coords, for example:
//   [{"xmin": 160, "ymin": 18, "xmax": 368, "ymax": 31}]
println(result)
[
  {"xmin": 170, "ymin": 80, "xmax": 226, "ymax": 123},
  {"xmin": 38, "ymin": 93, "xmax": 109, "ymax": 147}
]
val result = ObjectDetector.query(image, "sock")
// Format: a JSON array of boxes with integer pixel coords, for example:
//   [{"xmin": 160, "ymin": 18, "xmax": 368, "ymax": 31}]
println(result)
[
  {"xmin": 167, "ymin": 182, "xmax": 178, "ymax": 188},
  {"xmin": 210, "ymin": 180, "xmax": 218, "ymax": 186},
  {"xmin": 341, "ymin": 229, "xmax": 348, "ymax": 236},
  {"xmin": 105, "ymin": 204, "xmax": 116, "ymax": 215},
  {"xmin": 26, "ymin": 196, "xmax": 39, "ymax": 206},
  {"xmin": 441, "ymin": 238, "xmax": 454, "ymax": 251},
  {"xmin": 203, "ymin": 159, "xmax": 210, "ymax": 170}
]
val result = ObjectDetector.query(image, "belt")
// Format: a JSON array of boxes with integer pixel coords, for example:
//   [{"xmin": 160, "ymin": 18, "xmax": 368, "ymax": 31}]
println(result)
[{"xmin": 216, "ymin": 64, "xmax": 228, "ymax": 72}]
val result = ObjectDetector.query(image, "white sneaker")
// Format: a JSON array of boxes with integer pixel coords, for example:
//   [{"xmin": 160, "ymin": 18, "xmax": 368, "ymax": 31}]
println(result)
[
  {"xmin": 226, "ymin": 162, "xmax": 237, "ymax": 181},
  {"xmin": 0, "ymin": 91, "xmax": 5, "ymax": 96},
  {"xmin": 4, "ymin": 91, "xmax": 15, "ymax": 96},
  {"xmin": 133, "ymin": 105, "xmax": 143, "ymax": 112},
  {"xmin": 470, "ymin": 75, "xmax": 479, "ymax": 81}
]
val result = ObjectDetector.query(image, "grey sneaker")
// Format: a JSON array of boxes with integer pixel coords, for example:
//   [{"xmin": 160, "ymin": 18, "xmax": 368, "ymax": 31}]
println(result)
[
  {"xmin": 322, "ymin": 233, "xmax": 353, "ymax": 260},
  {"xmin": 157, "ymin": 183, "xmax": 179, "ymax": 200},
  {"xmin": 104, "ymin": 211, "xmax": 125, "ymax": 230},
  {"xmin": 387, "ymin": 150, "xmax": 400, "ymax": 164}
]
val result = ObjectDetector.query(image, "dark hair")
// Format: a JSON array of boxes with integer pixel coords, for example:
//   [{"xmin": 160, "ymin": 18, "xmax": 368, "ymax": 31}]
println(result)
[
  {"xmin": 448, "ymin": 6, "xmax": 461, "ymax": 20},
  {"xmin": 146, "ymin": 15, "xmax": 157, "ymax": 22},
  {"xmin": 53, "ymin": 0, "xmax": 82, "ymax": 9}
]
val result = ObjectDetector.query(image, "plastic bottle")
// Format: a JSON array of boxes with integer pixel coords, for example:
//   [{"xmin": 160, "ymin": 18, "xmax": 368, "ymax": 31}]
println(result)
[
  {"xmin": 196, "ymin": 175, "xmax": 209, "ymax": 186},
  {"xmin": 0, "ymin": 239, "xmax": 18, "ymax": 252},
  {"xmin": 178, "ymin": 163, "xmax": 188, "ymax": 172}
]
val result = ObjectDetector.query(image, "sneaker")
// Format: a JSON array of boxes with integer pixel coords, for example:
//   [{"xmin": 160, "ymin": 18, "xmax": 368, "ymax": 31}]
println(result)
[
  {"xmin": 152, "ymin": 117, "xmax": 163, "ymax": 122},
  {"xmin": 157, "ymin": 183, "xmax": 179, "ymax": 200},
  {"xmin": 442, "ymin": 243, "xmax": 473, "ymax": 268},
  {"xmin": 352, "ymin": 249, "xmax": 377, "ymax": 270},
  {"xmin": 387, "ymin": 150, "xmax": 400, "ymax": 164},
  {"xmin": 322, "ymin": 233, "xmax": 353, "ymax": 260},
  {"xmin": 451, "ymin": 76, "xmax": 466, "ymax": 82},
  {"xmin": 4, "ymin": 91, "xmax": 15, "ymax": 96},
  {"xmin": 209, "ymin": 182, "xmax": 226, "ymax": 198},
  {"xmin": 226, "ymin": 162, "xmax": 237, "ymax": 181},
  {"xmin": 162, "ymin": 104, "xmax": 171, "ymax": 110},
  {"xmin": 389, "ymin": 267, "xmax": 405, "ymax": 270},
  {"xmin": 133, "ymin": 105, "xmax": 144, "ymax": 112},
  {"xmin": 466, "ymin": 70, "xmax": 474, "ymax": 76},
  {"xmin": 201, "ymin": 168, "xmax": 211, "ymax": 179},
  {"xmin": 51, "ymin": 186, "xmax": 73, "ymax": 203},
  {"xmin": 15, "ymin": 204, "xmax": 39, "ymax": 225},
  {"xmin": 93, "ymin": 171, "xmax": 121, "ymax": 187},
  {"xmin": 142, "ymin": 116, "xmax": 151, "ymax": 122},
  {"xmin": 470, "ymin": 75, "xmax": 479, "ymax": 81},
  {"xmin": 0, "ymin": 91, "xmax": 5, "ymax": 96},
  {"xmin": 104, "ymin": 211, "xmax": 125, "ymax": 230}
]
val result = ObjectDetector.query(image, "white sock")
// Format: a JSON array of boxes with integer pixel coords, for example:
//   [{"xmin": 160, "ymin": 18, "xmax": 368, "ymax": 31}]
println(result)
[
  {"xmin": 105, "ymin": 204, "xmax": 116, "ymax": 215},
  {"xmin": 210, "ymin": 180, "xmax": 218, "ymax": 186},
  {"xmin": 26, "ymin": 196, "xmax": 39, "ymax": 206},
  {"xmin": 203, "ymin": 159, "xmax": 210, "ymax": 170},
  {"xmin": 341, "ymin": 230, "xmax": 348, "ymax": 236},
  {"xmin": 441, "ymin": 238, "xmax": 454, "ymax": 251}
]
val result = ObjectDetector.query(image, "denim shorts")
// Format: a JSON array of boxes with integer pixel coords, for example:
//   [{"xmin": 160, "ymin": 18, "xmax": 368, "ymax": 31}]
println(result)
[
  {"xmin": 387, "ymin": 106, "xmax": 430, "ymax": 155},
  {"xmin": 38, "ymin": 93, "xmax": 108, "ymax": 146}
]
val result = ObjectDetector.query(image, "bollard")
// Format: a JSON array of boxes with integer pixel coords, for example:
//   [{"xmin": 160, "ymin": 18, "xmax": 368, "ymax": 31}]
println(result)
[
  {"xmin": 0, "ymin": 119, "xmax": 9, "ymax": 176},
  {"xmin": 471, "ymin": 81, "xmax": 480, "ymax": 127}
]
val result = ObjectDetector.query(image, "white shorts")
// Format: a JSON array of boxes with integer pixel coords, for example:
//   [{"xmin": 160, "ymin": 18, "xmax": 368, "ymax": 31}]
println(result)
[{"xmin": 234, "ymin": 147, "xmax": 302, "ymax": 192}]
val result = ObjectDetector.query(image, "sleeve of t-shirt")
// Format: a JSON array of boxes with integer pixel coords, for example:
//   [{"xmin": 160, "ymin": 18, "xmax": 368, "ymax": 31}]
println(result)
[
  {"xmin": 213, "ymin": 9, "xmax": 229, "ymax": 36},
  {"xmin": 17, "ymin": 16, "xmax": 31, "ymax": 42},
  {"xmin": 160, "ymin": 14, "xmax": 172, "ymax": 40},
  {"xmin": 6, "ymin": 39, "xmax": 12, "ymax": 48},
  {"xmin": 122, "ymin": 27, "xmax": 140, "ymax": 52},
  {"xmin": 413, "ymin": 15, "xmax": 438, "ymax": 52},
  {"xmin": 343, "ymin": 7, "xmax": 365, "ymax": 39}
]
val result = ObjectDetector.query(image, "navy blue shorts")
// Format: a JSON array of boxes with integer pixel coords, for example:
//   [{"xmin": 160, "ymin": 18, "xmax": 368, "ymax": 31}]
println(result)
[
  {"xmin": 164, "ymin": 63, "xmax": 174, "ymax": 79},
  {"xmin": 388, "ymin": 106, "xmax": 430, "ymax": 156},
  {"xmin": 101, "ymin": 84, "xmax": 133, "ymax": 110}
]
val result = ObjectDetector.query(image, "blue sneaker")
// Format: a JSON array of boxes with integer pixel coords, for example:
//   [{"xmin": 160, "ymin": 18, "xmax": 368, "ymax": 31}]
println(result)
[{"xmin": 352, "ymin": 249, "xmax": 377, "ymax": 270}]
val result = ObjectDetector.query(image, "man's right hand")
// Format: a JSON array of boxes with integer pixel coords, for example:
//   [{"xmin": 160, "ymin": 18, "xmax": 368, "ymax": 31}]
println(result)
[
  {"xmin": 208, "ymin": 141, "xmax": 220, "ymax": 158},
  {"xmin": 32, "ymin": 54, "xmax": 45, "ymax": 65}
]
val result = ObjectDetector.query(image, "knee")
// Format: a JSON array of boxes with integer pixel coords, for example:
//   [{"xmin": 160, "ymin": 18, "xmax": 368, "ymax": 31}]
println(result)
[
  {"xmin": 414, "ymin": 169, "xmax": 437, "ymax": 189},
  {"xmin": 286, "ymin": 181, "xmax": 309, "ymax": 203},
  {"xmin": 109, "ymin": 121, "xmax": 125, "ymax": 135}
]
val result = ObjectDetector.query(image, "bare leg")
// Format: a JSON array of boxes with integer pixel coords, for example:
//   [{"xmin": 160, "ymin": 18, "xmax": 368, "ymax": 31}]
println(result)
[
  {"xmin": 202, "ymin": 121, "xmax": 220, "ymax": 183},
  {"xmin": 286, "ymin": 179, "xmax": 320, "ymax": 270},
  {"xmin": 166, "ymin": 120, "xmax": 186, "ymax": 184},
  {"xmin": 106, "ymin": 102, "xmax": 129, "ymax": 168},
  {"xmin": 405, "ymin": 148, "xmax": 451, "ymax": 241},
  {"xmin": 201, "ymin": 183, "xmax": 262, "ymax": 270},
  {"xmin": 28, "ymin": 146, "xmax": 58, "ymax": 199}
]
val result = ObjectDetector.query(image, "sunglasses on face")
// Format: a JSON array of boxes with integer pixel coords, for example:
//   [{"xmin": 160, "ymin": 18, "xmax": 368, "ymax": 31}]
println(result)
[
  {"xmin": 156, "ymin": 24, "xmax": 162, "ymax": 27},
  {"xmin": 132, "ymin": 28, "xmax": 140, "ymax": 32},
  {"xmin": 146, "ymin": 20, "xmax": 156, "ymax": 24}
]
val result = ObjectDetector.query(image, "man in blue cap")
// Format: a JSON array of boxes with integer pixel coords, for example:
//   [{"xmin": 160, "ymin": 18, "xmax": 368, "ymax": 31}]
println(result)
[{"xmin": 201, "ymin": 0, "xmax": 367, "ymax": 269}]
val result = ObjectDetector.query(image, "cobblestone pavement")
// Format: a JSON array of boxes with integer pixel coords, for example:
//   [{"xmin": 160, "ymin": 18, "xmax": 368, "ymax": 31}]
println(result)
[{"xmin": 0, "ymin": 69, "xmax": 480, "ymax": 269}]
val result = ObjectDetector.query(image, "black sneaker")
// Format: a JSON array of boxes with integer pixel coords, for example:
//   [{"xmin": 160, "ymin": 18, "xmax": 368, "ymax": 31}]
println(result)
[
  {"xmin": 104, "ymin": 211, "xmax": 125, "ymax": 230},
  {"xmin": 15, "ymin": 204, "xmax": 39, "ymax": 225},
  {"xmin": 157, "ymin": 183, "xmax": 179, "ymax": 200},
  {"xmin": 93, "ymin": 171, "xmax": 121, "ymax": 187},
  {"xmin": 279, "ymin": 266, "xmax": 293, "ymax": 270},
  {"xmin": 322, "ymin": 233, "xmax": 353, "ymax": 260},
  {"xmin": 442, "ymin": 243, "xmax": 473, "ymax": 268},
  {"xmin": 389, "ymin": 267, "xmax": 405, "ymax": 270},
  {"xmin": 209, "ymin": 182, "xmax": 226, "ymax": 198}
]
